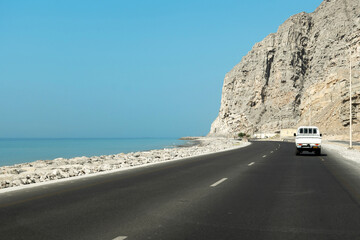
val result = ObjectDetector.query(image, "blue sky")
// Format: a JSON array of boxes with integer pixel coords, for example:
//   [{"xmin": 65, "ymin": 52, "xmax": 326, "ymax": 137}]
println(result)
[{"xmin": 0, "ymin": 0, "xmax": 323, "ymax": 138}]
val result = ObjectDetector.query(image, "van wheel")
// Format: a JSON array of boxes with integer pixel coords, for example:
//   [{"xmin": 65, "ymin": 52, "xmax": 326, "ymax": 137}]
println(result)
[
  {"xmin": 315, "ymin": 149, "xmax": 321, "ymax": 156},
  {"xmin": 296, "ymin": 149, "xmax": 300, "ymax": 155}
]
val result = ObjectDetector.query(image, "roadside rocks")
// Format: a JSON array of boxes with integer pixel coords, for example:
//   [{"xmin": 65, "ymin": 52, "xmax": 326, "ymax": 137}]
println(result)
[{"xmin": 0, "ymin": 138, "xmax": 247, "ymax": 189}]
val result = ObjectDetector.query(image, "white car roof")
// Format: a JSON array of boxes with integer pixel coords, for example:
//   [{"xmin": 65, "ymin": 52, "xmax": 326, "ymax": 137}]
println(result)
[{"xmin": 297, "ymin": 126, "xmax": 319, "ymax": 129}]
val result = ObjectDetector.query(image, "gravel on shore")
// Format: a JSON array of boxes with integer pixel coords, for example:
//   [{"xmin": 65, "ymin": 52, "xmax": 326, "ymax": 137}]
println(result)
[{"xmin": 0, "ymin": 138, "xmax": 250, "ymax": 190}]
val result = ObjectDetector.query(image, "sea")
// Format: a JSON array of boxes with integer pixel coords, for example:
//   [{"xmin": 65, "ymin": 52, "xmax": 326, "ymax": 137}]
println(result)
[{"xmin": 0, "ymin": 138, "xmax": 190, "ymax": 167}]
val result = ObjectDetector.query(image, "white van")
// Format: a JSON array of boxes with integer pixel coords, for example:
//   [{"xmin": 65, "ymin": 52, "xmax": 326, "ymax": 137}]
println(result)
[{"xmin": 294, "ymin": 126, "xmax": 322, "ymax": 155}]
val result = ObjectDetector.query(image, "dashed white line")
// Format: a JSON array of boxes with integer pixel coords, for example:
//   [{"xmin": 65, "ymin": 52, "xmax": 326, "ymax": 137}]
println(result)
[
  {"xmin": 210, "ymin": 178, "xmax": 228, "ymax": 187},
  {"xmin": 113, "ymin": 236, "xmax": 127, "ymax": 240},
  {"xmin": 263, "ymin": 155, "xmax": 267, "ymax": 158},
  {"xmin": 248, "ymin": 162, "xmax": 255, "ymax": 166},
  {"xmin": 270, "ymin": 151, "xmax": 273, "ymax": 153}
]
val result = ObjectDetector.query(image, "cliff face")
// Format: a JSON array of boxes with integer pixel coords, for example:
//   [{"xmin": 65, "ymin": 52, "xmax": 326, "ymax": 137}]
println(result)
[{"xmin": 209, "ymin": 0, "xmax": 360, "ymax": 140}]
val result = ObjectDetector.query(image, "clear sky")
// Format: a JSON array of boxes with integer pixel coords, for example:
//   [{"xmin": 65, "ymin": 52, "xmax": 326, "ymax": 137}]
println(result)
[{"xmin": 0, "ymin": 0, "xmax": 323, "ymax": 138}]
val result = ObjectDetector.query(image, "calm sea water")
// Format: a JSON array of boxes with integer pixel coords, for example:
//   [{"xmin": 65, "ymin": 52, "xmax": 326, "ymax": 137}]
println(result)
[{"xmin": 0, "ymin": 138, "xmax": 187, "ymax": 167}]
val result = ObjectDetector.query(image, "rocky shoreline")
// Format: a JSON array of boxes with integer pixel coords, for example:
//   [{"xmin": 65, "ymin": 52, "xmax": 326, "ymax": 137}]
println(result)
[{"xmin": 0, "ymin": 138, "xmax": 249, "ymax": 189}]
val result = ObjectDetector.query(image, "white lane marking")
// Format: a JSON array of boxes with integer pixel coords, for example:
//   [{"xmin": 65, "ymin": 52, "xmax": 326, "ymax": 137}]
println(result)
[
  {"xmin": 210, "ymin": 178, "xmax": 228, "ymax": 187},
  {"xmin": 270, "ymin": 151, "xmax": 273, "ymax": 153},
  {"xmin": 248, "ymin": 162, "xmax": 255, "ymax": 166},
  {"xmin": 263, "ymin": 155, "xmax": 267, "ymax": 158},
  {"xmin": 113, "ymin": 236, "xmax": 127, "ymax": 240}
]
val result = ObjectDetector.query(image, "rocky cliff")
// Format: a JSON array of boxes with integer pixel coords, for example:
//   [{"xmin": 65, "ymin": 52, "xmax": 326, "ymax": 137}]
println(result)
[{"xmin": 209, "ymin": 0, "xmax": 360, "ymax": 140}]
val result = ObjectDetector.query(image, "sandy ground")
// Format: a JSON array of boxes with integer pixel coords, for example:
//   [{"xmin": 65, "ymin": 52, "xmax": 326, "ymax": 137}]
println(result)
[{"xmin": 322, "ymin": 141, "xmax": 360, "ymax": 165}]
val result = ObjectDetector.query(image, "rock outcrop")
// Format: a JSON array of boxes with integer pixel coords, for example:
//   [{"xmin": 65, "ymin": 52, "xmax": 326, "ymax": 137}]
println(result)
[{"xmin": 209, "ymin": 0, "xmax": 360, "ymax": 140}]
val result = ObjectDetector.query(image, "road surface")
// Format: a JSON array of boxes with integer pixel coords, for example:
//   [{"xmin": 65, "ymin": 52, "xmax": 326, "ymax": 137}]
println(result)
[{"xmin": 1, "ymin": 141, "xmax": 360, "ymax": 240}]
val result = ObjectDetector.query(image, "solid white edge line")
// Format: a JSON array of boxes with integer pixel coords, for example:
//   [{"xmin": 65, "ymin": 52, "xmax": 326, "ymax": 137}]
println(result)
[
  {"xmin": 113, "ymin": 236, "xmax": 127, "ymax": 240},
  {"xmin": 248, "ymin": 162, "xmax": 255, "ymax": 166},
  {"xmin": 210, "ymin": 178, "xmax": 228, "ymax": 187}
]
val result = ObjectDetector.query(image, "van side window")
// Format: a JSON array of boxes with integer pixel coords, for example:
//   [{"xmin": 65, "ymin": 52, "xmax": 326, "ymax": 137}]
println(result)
[
  {"xmin": 313, "ymin": 128, "xmax": 317, "ymax": 134},
  {"xmin": 309, "ymin": 128, "xmax": 313, "ymax": 134},
  {"xmin": 300, "ymin": 128, "xmax": 303, "ymax": 134},
  {"xmin": 304, "ymin": 128, "xmax": 308, "ymax": 134}
]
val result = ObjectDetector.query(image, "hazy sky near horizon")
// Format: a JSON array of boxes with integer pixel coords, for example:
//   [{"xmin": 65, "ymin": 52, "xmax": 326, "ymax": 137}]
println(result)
[{"xmin": 0, "ymin": 0, "xmax": 323, "ymax": 138}]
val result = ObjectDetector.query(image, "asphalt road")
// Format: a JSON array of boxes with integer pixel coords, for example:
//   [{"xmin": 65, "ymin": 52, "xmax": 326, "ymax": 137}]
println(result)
[{"xmin": 1, "ymin": 141, "xmax": 360, "ymax": 240}]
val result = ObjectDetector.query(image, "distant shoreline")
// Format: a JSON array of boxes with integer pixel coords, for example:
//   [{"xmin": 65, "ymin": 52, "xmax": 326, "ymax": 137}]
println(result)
[
  {"xmin": 178, "ymin": 136, "xmax": 201, "ymax": 140},
  {"xmin": 177, "ymin": 138, "xmax": 201, "ymax": 148}
]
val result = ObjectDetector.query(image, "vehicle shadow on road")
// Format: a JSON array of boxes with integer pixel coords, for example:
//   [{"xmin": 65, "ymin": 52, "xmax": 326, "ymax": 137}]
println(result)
[{"xmin": 296, "ymin": 153, "xmax": 328, "ymax": 157}]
